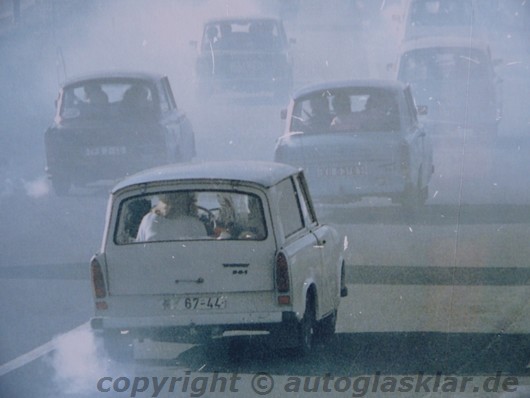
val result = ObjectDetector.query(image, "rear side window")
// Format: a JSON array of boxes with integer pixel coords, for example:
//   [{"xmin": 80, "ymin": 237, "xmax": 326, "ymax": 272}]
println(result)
[
  {"xmin": 114, "ymin": 190, "xmax": 267, "ymax": 244},
  {"xmin": 276, "ymin": 178, "xmax": 304, "ymax": 238}
]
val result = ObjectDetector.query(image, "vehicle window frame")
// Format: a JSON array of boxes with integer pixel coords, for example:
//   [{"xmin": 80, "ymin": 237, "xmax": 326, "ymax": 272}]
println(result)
[
  {"xmin": 295, "ymin": 172, "xmax": 318, "ymax": 227},
  {"xmin": 276, "ymin": 177, "xmax": 305, "ymax": 239},
  {"xmin": 113, "ymin": 188, "xmax": 268, "ymax": 245},
  {"xmin": 162, "ymin": 76, "xmax": 177, "ymax": 111}
]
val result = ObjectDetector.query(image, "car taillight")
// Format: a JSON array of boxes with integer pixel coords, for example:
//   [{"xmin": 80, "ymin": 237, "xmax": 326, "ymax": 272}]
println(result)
[
  {"xmin": 91, "ymin": 257, "xmax": 107, "ymax": 299},
  {"xmin": 399, "ymin": 142, "xmax": 410, "ymax": 175},
  {"xmin": 276, "ymin": 252, "xmax": 291, "ymax": 305}
]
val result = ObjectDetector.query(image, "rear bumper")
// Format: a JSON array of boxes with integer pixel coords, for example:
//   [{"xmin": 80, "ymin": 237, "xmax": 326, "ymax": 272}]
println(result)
[
  {"xmin": 198, "ymin": 75, "xmax": 291, "ymax": 93},
  {"xmin": 45, "ymin": 152, "xmax": 164, "ymax": 183},
  {"xmin": 307, "ymin": 176, "xmax": 409, "ymax": 203},
  {"xmin": 90, "ymin": 311, "xmax": 298, "ymax": 343}
]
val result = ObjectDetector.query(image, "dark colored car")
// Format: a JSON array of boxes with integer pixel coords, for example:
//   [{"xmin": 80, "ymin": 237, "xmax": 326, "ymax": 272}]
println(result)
[
  {"xmin": 192, "ymin": 17, "xmax": 294, "ymax": 98},
  {"xmin": 44, "ymin": 72, "xmax": 196, "ymax": 195}
]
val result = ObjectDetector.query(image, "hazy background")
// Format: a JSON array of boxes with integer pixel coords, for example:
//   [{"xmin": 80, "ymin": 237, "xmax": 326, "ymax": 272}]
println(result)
[{"xmin": 1, "ymin": 1, "xmax": 530, "ymax": 397}]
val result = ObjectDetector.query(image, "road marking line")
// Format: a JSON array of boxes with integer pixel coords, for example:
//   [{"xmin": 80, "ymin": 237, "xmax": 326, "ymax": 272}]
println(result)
[{"xmin": 0, "ymin": 322, "xmax": 89, "ymax": 377}]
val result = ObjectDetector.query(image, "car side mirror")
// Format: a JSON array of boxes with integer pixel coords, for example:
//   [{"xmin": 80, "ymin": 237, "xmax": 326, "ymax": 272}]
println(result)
[
  {"xmin": 417, "ymin": 105, "xmax": 428, "ymax": 115},
  {"xmin": 280, "ymin": 109, "xmax": 287, "ymax": 120}
]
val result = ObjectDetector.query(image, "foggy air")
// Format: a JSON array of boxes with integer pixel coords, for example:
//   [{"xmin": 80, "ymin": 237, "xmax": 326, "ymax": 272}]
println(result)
[{"xmin": 1, "ymin": 1, "xmax": 530, "ymax": 397}]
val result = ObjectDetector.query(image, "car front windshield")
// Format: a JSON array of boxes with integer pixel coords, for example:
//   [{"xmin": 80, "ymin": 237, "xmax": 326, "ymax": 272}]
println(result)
[{"xmin": 114, "ymin": 190, "xmax": 266, "ymax": 244}]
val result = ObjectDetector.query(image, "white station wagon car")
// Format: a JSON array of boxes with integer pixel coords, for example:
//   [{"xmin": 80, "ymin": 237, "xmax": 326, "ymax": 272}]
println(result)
[
  {"xmin": 274, "ymin": 80, "xmax": 434, "ymax": 208},
  {"xmin": 90, "ymin": 161, "xmax": 347, "ymax": 360}
]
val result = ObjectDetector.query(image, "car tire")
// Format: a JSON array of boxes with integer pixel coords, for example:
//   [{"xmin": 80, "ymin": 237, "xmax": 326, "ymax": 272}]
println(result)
[
  {"xmin": 314, "ymin": 309, "xmax": 337, "ymax": 342},
  {"xmin": 100, "ymin": 330, "xmax": 134, "ymax": 363},
  {"xmin": 401, "ymin": 183, "xmax": 420, "ymax": 210},
  {"xmin": 297, "ymin": 294, "xmax": 316, "ymax": 355},
  {"xmin": 51, "ymin": 175, "xmax": 71, "ymax": 196}
]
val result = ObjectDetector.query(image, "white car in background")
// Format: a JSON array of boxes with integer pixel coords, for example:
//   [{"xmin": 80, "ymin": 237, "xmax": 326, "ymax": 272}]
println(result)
[
  {"xmin": 90, "ymin": 161, "xmax": 347, "ymax": 360},
  {"xmin": 395, "ymin": 36, "xmax": 503, "ymax": 137},
  {"xmin": 274, "ymin": 80, "xmax": 434, "ymax": 209}
]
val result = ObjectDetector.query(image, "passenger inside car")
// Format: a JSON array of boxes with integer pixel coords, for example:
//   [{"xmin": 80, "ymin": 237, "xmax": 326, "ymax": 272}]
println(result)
[
  {"xmin": 120, "ymin": 84, "xmax": 153, "ymax": 118},
  {"xmin": 136, "ymin": 192, "xmax": 207, "ymax": 242},
  {"xmin": 360, "ymin": 92, "xmax": 400, "ymax": 132},
  {"xmin": 304, "ymin": 95, "xmax": 333, "ymax": 133},
  {"xmin": 330, "ymin": 93, "xmax": 361, "ymax": 131},
  {"xmin": 84, "ymin": 83, "xmax": 109, "ymax": 105},
  {"xmin": 214, "ymin": 193, "xmax": 237, "ymax": 239}
]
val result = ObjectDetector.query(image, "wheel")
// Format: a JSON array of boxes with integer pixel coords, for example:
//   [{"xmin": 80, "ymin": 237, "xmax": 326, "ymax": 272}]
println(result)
[
  {"xmin": 51, "ymin": 175, "xmax": 71, "ymax": 196},
  {"xmin": 401, "ymin": 169, "xmax": 428, "ymax": 210},
  {"xmin": 297, "ymin": 294, "xmax": 316, "ymax": 355},
  {"xmin": 99, "ymin": 330, "xmax": 134, "ymax": 363},
  {"xmin": 400, "ymin": 183, "xmax": 421, "ymax": 210},
  {"xmin": 419, "ymin": 184, "xmax": 429, "ymax": 205},
  {"xmin": 314, "ymin": 309, "xmax": 337, "ymax": 342},
  {"xmin": 340, "ymin": 264, "xmax": 348, "ymax": 298}
]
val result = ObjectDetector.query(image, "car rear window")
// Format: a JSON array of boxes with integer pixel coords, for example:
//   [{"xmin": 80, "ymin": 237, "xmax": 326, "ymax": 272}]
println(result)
[
  {"xmin": 290, "ymin": 88, "xmax": 401, "ymax": 133},
  {"xmin": 60, "ymin": 80, "xmax": 156, "ymax": 120},
  {"xmin": 398, "ymin": 47, "xmax": 490, "ymax": 82},
  {"xmin": 114, "ymin": 190, "xmax": 267, "ymax": 244}
]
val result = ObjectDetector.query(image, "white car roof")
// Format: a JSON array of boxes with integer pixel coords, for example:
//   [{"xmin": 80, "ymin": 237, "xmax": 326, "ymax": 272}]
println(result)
[
  {"xmin": 292, "ymin": 79, "xmax": 407, "ymax": 101},
  {"xmin": 111, "ymin": 161, "xmax": 299, "ymax": 194}
]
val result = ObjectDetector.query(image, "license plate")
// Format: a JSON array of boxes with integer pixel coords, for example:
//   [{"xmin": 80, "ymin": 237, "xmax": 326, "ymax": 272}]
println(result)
[
  {"xmin": 163, "ymin": 296, "xmax": 226, "ymax": 310},
  {"xmin": 85, "ymin": 146, "xmax": 127, "ymax": 156},
  {"xmin": 317, "ymin": 164, "xmax": 366, "ymax": 177}
]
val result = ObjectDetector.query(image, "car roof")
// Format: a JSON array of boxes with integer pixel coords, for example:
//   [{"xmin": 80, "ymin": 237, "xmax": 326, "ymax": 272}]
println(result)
[
  {"xmin": 62, "ymin": 71, "xmax": 165, "ymax": 88},
  {"xmin": 292, "ymin": 79, "xmax": 407, "ymax": 101},
  {"xmin": 112, "ymin": 161, "xmax": 299, "ymax": 193},
  {"xmin": 400, "ymin": 36, "xmax": 490, "ymax": 53}
]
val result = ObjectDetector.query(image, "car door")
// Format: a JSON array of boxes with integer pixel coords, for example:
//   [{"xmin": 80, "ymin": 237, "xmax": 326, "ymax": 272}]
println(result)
[
  {"xmin": 273, "ymin": 176, "xmax": 324, "ymax": 315},
  {"xmin": 157, "ymin": 77, "xmax": 195, "ymax": 162},
  {"xmin": 293, "ymin": 172, "xmax": 338, "ymax": 316},
  {"xmin": 404, "ymin": 86, "xmax": 430, "ymax": 186}
]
